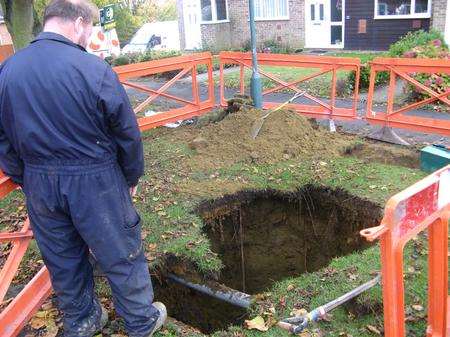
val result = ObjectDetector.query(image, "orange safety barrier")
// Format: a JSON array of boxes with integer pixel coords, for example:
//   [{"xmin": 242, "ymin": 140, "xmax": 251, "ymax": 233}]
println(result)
[
  {"xmin": 0, "ymin": 45, "xmax": 14, "ymax": 63},
  {"xmin": 0, "ymin": 171, "xmax": 52, "ymax": 337},
  {"xmin": 114, "ymin": 52, "xmax": 215, "ymax": 131},
  {"xmin": 366, "ymin": 57, "xmax": 450, "ymax": 136},
  {"xmin": 219, "ymin": 51, "xmax": 361, "ymax": 121},
  {"xmin": 361, "ymin": 165, "xmax": 450, "ymax": 337}
]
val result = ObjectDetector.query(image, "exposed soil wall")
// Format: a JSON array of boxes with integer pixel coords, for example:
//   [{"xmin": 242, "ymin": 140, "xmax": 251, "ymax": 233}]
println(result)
[{"xmin": 199, "ymin": 186, "xmax": 382, "ymax": 294}]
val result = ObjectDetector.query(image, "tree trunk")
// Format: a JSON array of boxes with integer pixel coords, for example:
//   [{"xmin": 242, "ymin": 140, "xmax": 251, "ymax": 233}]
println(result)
[{"xmin": 1, "ymin": 0, "xmax": 34, "ymax": 50}]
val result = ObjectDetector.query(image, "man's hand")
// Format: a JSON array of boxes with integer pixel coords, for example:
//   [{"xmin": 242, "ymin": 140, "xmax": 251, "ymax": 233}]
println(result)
[{"xmin": 130, "ymin": 185, "xmax": 138, "ymax": 197}]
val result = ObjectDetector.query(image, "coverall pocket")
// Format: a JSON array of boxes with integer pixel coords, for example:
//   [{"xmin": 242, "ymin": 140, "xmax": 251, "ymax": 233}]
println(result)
[{"xmin": 114, "ymin": 167, "xmax": 141, "ymax": 229}]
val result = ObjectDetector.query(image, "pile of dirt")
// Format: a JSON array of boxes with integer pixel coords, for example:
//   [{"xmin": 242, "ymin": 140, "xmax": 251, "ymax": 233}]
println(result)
[{"xmin": 170, "ymin": 107, "xmax": 355, "ymax": 171}]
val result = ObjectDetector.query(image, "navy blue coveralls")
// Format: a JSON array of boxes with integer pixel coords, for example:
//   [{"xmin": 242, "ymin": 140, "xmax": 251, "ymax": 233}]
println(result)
[{"xmin": 0, "ymin": 33, "xmax": 159, "ymax": 337}]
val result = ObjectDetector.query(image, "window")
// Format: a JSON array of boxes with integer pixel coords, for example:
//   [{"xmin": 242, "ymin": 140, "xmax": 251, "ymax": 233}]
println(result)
[
  {"xmin": 331, "ymin": 0, "xmax": 343, "ymax": 22},
  {"xmin": 319, "ymin": 3, "xmax": 324, "ymax": 20},
  {"xmin": 374, "ymin": 0, "xmax": 431, "ymax": 19},
  {"xmin": 201, "ymin": 0, "xmax": 228, "ymax": 22},
  {"xmin": 255, "ymin": 0, "xmax": 289, "ymax": 20}
]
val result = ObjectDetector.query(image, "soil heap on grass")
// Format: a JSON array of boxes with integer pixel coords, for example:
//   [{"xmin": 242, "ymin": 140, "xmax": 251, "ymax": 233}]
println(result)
[{"xmin": 168, "ymin": 107, "xmax": 355, "ymax": 172}]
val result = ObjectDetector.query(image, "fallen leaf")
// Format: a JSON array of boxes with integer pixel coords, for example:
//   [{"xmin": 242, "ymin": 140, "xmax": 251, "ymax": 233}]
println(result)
[
  {"xmin": 290, "ymin": 308, "xmax": 308, "ymax": 317},
  {"xmin": 366, "ymin": 325, "xmax": 381, "ymax": 334},
  {"xmin": 412, "ymin": 304, "xmax": 424, "ymax": 311},
  {"xmin": 244, "ymin": 316, "xmax": 269, "ymax": 331},
  {"xmin": 43, "ymin": 318, "xmax": 58, "ymax": 337},
  {"xmin": 30, "ymin": 317, "xmax": 46, "ymax": 329}
]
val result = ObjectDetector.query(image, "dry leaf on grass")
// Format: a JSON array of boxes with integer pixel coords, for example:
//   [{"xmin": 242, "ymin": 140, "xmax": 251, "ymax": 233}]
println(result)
[
  {"xmin": 366, "ymin": 325, "xmax": 381, "ymax": 334},
  {"xmin": 290, "ymin": 308, "xmax": 308, "ymax": 317},
  {"xmin": 244, "ymin": 316, "xmax": 269, "ymax": 331}
]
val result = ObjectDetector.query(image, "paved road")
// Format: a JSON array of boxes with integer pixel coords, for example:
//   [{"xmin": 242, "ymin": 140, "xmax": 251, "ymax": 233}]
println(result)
[{"xmin": 126, "ymin": 78, "xmax": 449, "ymax": 146}]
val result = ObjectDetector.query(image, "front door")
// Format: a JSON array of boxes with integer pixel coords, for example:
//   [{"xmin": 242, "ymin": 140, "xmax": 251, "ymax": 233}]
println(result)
[
  {"xmin": 183, "ymin": 0, "xmax": 202, "ymax": 50},
  {"xmin": 305, "ymin": 0, "xmax": 344, "ymax": 49}
]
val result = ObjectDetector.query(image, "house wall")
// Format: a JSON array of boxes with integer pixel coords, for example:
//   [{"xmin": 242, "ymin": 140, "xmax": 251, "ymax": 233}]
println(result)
[
  {"xmin": 431, "ymin": 0, "xmax": 448, "ymax": 33},
  {"xmin": 200, "ymin": 0, "xmax": 305, "ymax": 50},
  {"xmin": 344, "ymin": 0, "xmax": 430, "ymax": 50}
]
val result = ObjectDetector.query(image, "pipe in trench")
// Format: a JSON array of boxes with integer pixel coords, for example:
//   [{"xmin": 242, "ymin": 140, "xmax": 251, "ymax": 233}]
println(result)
[{"xmin": 166, "ymin": 273, "xmax": 252, "ymax": 309}]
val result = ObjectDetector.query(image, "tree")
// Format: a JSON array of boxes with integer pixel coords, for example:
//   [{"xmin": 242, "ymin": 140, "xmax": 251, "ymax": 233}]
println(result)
[
  {"xmin": 0, "ymin": 0, "xmax": 35, "ymax": 50},
  {"xmin": 138, "ymin": 0, "xmax": 176, "ymax": 22}
]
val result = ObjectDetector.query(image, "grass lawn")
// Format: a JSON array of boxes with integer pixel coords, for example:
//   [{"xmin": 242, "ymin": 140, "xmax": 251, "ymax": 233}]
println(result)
[
  {"xmin": 0, "ymin": 107, "xmax": 430, "ymax": 337},
  {"xmin": 217, "ymin": 66, "xmax": 351, "ymax": 98},
  {"xmin": 217, "ymin": 51, "xmax": 387, "ymax": 97}
]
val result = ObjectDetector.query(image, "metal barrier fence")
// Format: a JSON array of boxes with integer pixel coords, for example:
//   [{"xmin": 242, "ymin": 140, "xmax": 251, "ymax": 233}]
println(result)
[
  {"xmin": 0, "ymin": 171, "xmax": 52, "ymax": 337},
  {"xmin": 0, "ymin": 51, "xmax": 449, "ymax": 336},
  {"xmin": 114, "ymin": 52, "xmax": 215, "ymax": 131},
  {"xmin": 366, "ymin": 57, "xmax": 450, "ymax": 137},
  {"xmin": 219, "ymin": 51, "xmax": 361, "ymax": 122},
  {"xmin": 361, "ymin": 165, "xmax": 450, "ymax": 337}
]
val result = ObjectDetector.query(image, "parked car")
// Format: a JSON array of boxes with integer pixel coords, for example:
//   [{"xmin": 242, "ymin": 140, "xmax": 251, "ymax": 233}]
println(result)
[{"xmin": 122, "ymin": 21, "xmax": 181, "ymax": 54}]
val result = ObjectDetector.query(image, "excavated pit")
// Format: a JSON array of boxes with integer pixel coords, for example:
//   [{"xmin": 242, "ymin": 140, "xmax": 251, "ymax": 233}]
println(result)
[{"xmin": 154, "ymin": 185, "xmax": 382, "ymax": 334}]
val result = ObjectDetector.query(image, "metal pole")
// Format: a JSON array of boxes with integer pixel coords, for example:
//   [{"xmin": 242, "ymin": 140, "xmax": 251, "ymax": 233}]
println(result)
[{"xmin": 249, "ymin": 0, "xmax": 263, "ymax": 108}]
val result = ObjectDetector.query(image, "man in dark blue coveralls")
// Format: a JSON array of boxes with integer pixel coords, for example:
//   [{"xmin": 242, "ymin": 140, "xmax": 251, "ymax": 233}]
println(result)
[{"xmin": 0, "ymin": 1, "xmax": 167, "ymax": 336}]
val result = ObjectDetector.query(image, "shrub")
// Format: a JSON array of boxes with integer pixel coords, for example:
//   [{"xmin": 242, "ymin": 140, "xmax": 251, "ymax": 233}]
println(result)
[
  {"xmin": 388, "ymin": 29, "xmax": 448, "ymax": 57},
  {"xmin": 109, "ymin": 50, "xmax": 182, "ymax": 67},
  {"xmin": 259, "ymin": 39, "xmax": 299, "ymax": 54},
  {"xmin": 347, "ymin": 66, "xmax": 389, "ymax": 92},
  {"xmin": 390, "ymin": 30, "xmax": 450, "ymax": 100}
]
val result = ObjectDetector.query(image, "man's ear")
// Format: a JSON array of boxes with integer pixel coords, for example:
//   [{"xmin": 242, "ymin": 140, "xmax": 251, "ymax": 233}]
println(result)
[{"xmin": 74, "ymin": 17, "xmax": 84, "ymax": 34}]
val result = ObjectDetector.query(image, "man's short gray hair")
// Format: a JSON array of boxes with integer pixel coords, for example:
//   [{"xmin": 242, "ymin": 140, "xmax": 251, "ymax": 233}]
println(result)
[{"xmin": 43, "ymin": 0, "xmax": 98, "ymax": 25}]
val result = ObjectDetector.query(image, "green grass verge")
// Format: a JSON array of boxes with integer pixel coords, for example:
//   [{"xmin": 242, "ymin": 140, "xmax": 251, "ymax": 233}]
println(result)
[{"xmin": 0, "ymin": 116, "xmax": 429, "ymax": 337}]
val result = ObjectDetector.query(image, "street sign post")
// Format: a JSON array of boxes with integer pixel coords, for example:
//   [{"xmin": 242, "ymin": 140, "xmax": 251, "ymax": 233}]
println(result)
[{"xmin": 100, "ymin": 4, "xmax": 116, "ymax": 30}]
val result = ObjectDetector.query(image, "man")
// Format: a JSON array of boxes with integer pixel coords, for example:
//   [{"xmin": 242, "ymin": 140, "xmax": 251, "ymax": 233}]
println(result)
[{"xmin": 0, "ymin": 1, "xmax": 166, "ymax": 336}]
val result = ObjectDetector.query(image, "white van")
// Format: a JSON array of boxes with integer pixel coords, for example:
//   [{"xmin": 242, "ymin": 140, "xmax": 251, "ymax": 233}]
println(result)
[{"xmin": 122, "ymin": 21, "xmax": 180, "ymax": 54}]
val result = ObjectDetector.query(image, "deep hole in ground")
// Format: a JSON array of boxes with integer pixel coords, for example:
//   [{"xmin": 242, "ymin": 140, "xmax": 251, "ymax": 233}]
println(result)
[
  {"xmin": 199, "ymin": 185, "xmax": 383, "ymax": 294},
  {"xmin": 154, "ymin": 185, "xmax": 382, "ymax": 334}
]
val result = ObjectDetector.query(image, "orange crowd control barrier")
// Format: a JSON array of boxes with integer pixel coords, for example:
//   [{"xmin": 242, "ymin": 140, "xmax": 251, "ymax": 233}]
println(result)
[
  {"xmin": 0, "ymin": 45, "xmax": 14, "ymax": 63},
  {"xmin": 114, "ymin": 52, "xmax": 215, "ymax": 131},
  {"xmin": 219, "ymin": 51, "xmax": 361, "ymax": 122},
  {"xmin": 361, "ymin": 165, "xmax": 450, "ymax": 337},
  {"xmin": 366, "ymin": 57, "xmax": 450, "ymax": 137}
]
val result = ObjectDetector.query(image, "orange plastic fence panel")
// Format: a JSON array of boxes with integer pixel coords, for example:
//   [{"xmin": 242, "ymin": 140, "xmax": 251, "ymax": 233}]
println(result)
[
  {"xmin": 0, "ymin": 170, "xmax": 52, "ymax": 337},
  {"xmin": 361, "ymin": 165, "xmax": 450, "ymax": 337},
  {"xmin": 0, "ymin": 266, "xmax": 52, "ymax": 337},
  {"xmin": 366, "ymin": 57, "xmax": 450, "ymax": 136},
  {"xmin": 114, "ymin": 52, "xmax": 215, "ymax": 132},
  {"xmin": 219, "ymin": 51, "xmax": 361, "ymax": 121}
]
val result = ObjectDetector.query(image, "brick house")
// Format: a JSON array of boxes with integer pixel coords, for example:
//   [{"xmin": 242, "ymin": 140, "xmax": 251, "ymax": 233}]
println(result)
[{"xmin": 176, "ymin": 0, "xmax": 450, "ymax": 50}]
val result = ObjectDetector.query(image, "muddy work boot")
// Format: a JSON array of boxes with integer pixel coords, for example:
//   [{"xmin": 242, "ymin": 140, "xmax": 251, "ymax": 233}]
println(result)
[
  {"xmin": 65, "ymin": 300, "xmax": 108, "ymax": 337},
  {"xmin": 146, "ymin": 302, "xmax": 167, "ymax": 337}
]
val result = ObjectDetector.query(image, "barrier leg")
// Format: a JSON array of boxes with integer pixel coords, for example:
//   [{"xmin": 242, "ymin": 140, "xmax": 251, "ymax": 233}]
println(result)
[
  {"xmin": 380, "ymin": 233, "xmax": 406, "ymax": 337},
  {"xmin": 426, "ymin": 215, "xmax": 449, "ymax": 337},
  {"xmin": 369, "ymin": 126, "xmax": 411, "ymax": 146}
]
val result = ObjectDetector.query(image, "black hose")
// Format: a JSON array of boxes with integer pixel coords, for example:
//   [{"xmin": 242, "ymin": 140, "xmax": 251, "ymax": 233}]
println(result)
[{"xmin": 167, "ymin": 273, "xmax": 252, "ymax": 309}]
